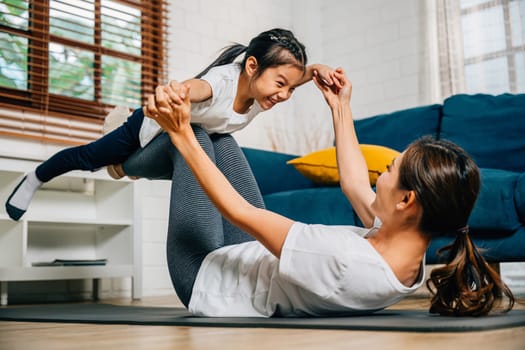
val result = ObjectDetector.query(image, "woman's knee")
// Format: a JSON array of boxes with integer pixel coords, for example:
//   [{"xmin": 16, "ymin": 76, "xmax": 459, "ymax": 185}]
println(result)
[{"xmin": 122, "ymin": 133, "xmax": 174, "ymax": 179}]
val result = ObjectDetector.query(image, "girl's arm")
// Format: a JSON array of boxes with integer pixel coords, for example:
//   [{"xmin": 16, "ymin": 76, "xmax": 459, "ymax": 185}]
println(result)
[
  {"xmin": 149, "ymin": 83, "xmax": 294, "ymax": 258},
  {"xmin": 297, "ymin": 64, "xmax": 343, "ymax": 88},
  {"xmin": 179, "ymin": 78, "xmax": 212, "ymax": 103},
  {"xmin": 312, "ymin": 69, "xmax": 376, "ymax": 228}
]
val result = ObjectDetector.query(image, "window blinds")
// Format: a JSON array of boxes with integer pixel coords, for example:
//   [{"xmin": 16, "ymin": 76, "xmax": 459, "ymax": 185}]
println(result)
[{"xmin": 0, "ymin": 0, "xmax": 169, "ymax": 145}]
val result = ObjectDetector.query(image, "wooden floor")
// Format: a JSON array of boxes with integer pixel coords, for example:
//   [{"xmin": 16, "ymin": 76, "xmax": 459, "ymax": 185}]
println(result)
[{"xmin": 1, "ymin": 296, "xmax": 524, "ymax": 350}]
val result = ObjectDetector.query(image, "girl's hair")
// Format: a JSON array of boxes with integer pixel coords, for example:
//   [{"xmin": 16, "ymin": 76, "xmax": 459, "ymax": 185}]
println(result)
[
  {"xmin": 398, "ymin": 136, "xmax": 514, "ymax": 316},
  {"xmin": 195, "ymin": 28, "xmax": 307, "ymax": 79}
]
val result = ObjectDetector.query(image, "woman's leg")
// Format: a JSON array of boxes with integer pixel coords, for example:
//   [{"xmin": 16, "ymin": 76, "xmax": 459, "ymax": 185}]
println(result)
[
  {"xmin": 121, "ymin": 131, "xmax": 173, "ymax": 180},
  {"xmin": 166, "ymin": 127, "xmax": 224, "ymax": 307},
  {"xmin": 122, "ymin": 127, "xmax": 265, "ymax": 307},
  {"xmin": 210, "ymin": 133, "xmax": 264, "ymax": 245},
  {"xmin": 5, "ymin": 108, "xmax": 144, "ymax": 220},
  {"xmin": 166, "ymin": 128, "xmax": 266, "ymax": 306}
]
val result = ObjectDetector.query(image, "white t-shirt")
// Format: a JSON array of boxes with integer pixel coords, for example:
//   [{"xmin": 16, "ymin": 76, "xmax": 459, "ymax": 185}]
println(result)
[
  {"xmin": 139, "ymin": 63, "xmax": 263, "ymax": 147},
  {"xmin": 188, "ymin": 221, "xmax": 426, "ymax": 317}
]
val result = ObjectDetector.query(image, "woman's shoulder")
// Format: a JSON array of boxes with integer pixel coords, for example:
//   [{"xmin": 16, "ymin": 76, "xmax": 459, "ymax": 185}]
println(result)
[
  {"xmin": 284, "ymin": 222, "xmax": 377, "ymax": 258},
  {"xmin": 291, "ymin": 221, "xmax": 376, "ymax": 239}
]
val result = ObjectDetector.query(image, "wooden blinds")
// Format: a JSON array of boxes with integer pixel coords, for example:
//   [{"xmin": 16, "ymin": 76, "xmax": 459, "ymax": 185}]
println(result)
[{"xmin": 0, "ymin": 0, "xmax": 169, "ymax": 145}]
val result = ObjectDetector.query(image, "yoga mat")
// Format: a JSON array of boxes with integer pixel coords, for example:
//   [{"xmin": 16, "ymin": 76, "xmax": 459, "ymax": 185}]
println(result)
[{"xmin": 1, "ymin": 303, "xmax": 524, "ymax": 333}]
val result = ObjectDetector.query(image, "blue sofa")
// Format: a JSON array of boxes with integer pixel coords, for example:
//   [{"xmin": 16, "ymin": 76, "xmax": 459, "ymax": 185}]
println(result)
[{"xmin": 242, "ymin": 93, "xmax": 525, "ymax": 264}]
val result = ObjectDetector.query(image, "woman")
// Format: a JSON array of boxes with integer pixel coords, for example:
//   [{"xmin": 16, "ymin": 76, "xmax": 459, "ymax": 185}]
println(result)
[{"xmin": 123, "ymin": 69, "xmax": 514, "ymax": 317}]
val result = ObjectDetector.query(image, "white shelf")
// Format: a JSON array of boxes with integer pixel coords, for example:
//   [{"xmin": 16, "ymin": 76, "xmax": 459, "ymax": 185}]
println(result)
[
  {"xmin": 0, "ymin": 265, "xmax": 134, "ymax": 281},
  {"xmin": 0, "ymin": 157, "xmax": 142, "ymax": 305}
]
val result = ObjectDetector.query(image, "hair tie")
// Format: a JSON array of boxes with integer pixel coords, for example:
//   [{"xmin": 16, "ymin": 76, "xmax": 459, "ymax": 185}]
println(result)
[{"xmin": 456, "ymin": 225, "xmax": 469, "ymax": 235}]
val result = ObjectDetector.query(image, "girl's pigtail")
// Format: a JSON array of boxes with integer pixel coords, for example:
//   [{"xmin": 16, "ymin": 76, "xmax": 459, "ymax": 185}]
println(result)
[
  {"xmin": 194, "ymin": 44, "xmax": 247, "ymax": 78},
  {"xmin": 427, "ymin": 226, "xmax": 514, "ymax": 316}
]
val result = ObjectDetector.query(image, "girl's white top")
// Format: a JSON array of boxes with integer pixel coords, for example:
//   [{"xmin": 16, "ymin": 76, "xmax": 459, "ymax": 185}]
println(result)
[
  {"xmin": 188, "ymin": 220, "xmax": 426, "ymax": 317},
  {"xmin": 139, "ymin": 63, "xmax": 263, "ymax": 147}
]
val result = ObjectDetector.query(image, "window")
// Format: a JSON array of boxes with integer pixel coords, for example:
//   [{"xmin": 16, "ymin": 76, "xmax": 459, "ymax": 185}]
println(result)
[
  {"xmin": 437, "ymin": 0, "xmax": 525, "ymax": 97},
  {"xmin": 0, "ymin": 0, "xmax": 168, "ymax": 144}
]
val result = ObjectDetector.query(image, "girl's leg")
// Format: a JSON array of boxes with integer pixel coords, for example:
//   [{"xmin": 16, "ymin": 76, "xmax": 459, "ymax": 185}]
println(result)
[
  {"xmin": 210, "ymin": 133, "xmax": 264, "ymax": 245},
  {"xmin": 5, "ymin": 108, "xmax": 144, "ymax": 220},
  {"xmin": 36, "ymin": 108, "xmax": 144, "ymax": 182}
]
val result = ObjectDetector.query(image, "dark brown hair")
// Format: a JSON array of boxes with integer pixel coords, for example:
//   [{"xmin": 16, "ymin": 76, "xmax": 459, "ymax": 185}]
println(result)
[
  {"xmin": 398, "ymin": 136, "xmax": 514, "ymax": 316},
  {"xmin": 195, "ymin": 28, "xmax": 307, "ymax": 79}
]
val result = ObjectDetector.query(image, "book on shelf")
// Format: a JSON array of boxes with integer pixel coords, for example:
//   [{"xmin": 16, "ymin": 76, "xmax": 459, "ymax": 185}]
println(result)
[{"xmin": 32, "ymin": 259, "xmax": 108, "ymax": 267}]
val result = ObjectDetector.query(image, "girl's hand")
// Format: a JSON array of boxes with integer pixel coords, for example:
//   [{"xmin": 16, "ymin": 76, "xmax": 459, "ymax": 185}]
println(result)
[
  {"xmin": 315, "ymin": 64, "xmax": 344, "ymax": 91},
  {"xmin": 313, "ymin": 67, "xmax": 352, "ymax": 109}
]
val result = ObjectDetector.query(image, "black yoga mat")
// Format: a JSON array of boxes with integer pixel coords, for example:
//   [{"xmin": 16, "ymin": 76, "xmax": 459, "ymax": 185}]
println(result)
[{"xmin": 1, "ymin": 303, "xmax": 524, "ymax": 333}]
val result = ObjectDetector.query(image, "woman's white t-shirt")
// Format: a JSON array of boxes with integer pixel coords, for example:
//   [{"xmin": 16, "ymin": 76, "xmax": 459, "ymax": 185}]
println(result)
[
  {"xmin": 188, "ymin": 221, "xmax": 426, "ymax": 317},
  {"xmin": 139, "ymin": 63, "xmax": 263, "ymax": 147}
]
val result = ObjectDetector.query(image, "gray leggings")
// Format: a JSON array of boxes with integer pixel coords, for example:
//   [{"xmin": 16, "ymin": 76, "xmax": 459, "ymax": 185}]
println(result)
[{"xmin": 122, "ymin": 127, "xmax": 265, "ymax": 307}]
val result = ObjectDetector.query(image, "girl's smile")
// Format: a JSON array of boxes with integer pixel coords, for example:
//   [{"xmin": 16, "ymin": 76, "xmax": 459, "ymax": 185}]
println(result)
[{"xmin": 251, "ymin": 64, "xmax": 304, "ymax": 110}]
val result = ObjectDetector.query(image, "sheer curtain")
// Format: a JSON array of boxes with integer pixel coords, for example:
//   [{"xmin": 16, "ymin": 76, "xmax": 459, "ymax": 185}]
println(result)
[{"xmin": 436, "ymin": 0, "xmax": 525, "ymax": 98}]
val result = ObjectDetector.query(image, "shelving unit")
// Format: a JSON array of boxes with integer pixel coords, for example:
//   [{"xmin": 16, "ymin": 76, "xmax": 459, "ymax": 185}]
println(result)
[{"xmin": 0, "ymin": 157, "xmax": 142, "ymax": 305}]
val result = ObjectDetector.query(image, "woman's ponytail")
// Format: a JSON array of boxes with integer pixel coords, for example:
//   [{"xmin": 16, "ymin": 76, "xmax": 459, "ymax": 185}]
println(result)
[
  {"xmin": 426, "ymin": 227, "xmax": 514, "ymax": 316},
  {"xmin": 194, "ymin": 44, "xmax": 247, "ymax": 78}
]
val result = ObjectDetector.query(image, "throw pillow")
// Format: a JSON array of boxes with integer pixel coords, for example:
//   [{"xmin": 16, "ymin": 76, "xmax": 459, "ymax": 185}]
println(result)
[{"xmin": 287, "ymin": 145, "xmax": 400, "ymax": 186}]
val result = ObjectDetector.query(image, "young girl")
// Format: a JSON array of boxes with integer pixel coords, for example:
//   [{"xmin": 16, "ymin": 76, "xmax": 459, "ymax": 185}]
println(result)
[
  {"xmin": 5, "ymin": 28, "xmax": 338, "ymax": 220},
  {"xmin": 122, "ymin": 71, "xmax": 514, "ymax": 317}
]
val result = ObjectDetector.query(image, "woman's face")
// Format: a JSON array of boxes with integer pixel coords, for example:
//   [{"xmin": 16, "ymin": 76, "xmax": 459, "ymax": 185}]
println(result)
[
  {"xmin": 371, "ymin": 151, "xmax": 406, "ymax": 221},
  {"xmin": 250, "ymin": 64, "xmax": 304, "ymax": 110}
]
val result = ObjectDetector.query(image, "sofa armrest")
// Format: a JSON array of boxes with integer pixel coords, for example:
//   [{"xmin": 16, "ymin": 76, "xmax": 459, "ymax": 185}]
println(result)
[{"xmin": 242, "ymin": 147, "xmax": 317, "ymax": 195}]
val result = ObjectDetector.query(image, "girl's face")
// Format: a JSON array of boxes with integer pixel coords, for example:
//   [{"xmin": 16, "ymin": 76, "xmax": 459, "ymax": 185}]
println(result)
[
  {"xmin": 371, "ymin": 151, "xmax": 406, "ymax": 222},
  {"xmin": 250, "ymin": 64, "xmax": 304, "ymax": 110}
]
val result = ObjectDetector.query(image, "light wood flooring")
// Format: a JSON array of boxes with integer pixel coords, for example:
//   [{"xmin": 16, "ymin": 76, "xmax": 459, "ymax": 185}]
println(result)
[{"xmin": 1, "ymin": 295, "xmax": 524, "ymax": 350}]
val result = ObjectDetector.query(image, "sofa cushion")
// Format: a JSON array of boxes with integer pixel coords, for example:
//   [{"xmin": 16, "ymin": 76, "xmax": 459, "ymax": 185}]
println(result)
[
  {"xmin": 468, "ymin": 168, "xmax": 521, "ymax": 232},
  {"xmin": 286, "ymin": 145, "xmax": 400, "ymax": 186},
  {"xmin": 440, "ymin": 93, "xmax": 525, "ymax": 172},
  {"xmin": 263, "ymin": 188, "xmax": 360, "ymax": 226},
  {"xmin": 355, "ymin": 104, "xmax": 442, "ymax": 152},
  {"xmin": 516, "ymin": 173, "xmax": 525, "ymax": 222}
]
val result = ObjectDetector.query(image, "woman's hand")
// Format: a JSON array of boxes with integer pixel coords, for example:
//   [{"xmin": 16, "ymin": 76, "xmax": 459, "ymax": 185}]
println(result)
[
  {"xmin": 313, "ymin": 67, "xmax": 352, "ymax": 110},
  {"xmin": 146, "ymin": 80, "xmax": 192, "ymax": 137}
]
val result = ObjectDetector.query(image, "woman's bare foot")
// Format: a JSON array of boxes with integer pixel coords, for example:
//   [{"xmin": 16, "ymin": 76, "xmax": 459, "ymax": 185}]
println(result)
[
  {"xmin": 107, "ymin": 164, "xmax": 126, "ymax": 179},
  {"xmin": 107, "ymin": 164, "xmax": 140, "ymax": 180}
]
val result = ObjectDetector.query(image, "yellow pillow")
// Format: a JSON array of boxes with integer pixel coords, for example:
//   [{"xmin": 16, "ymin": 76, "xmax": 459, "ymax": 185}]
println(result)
[{"xmin": 287, "ymin": 145, "xmax": 400, "ymax": 186}]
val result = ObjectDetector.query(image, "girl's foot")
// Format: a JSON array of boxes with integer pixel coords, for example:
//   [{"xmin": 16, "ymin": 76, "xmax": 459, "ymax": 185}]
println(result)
[{"xmin": 5, "ymin": 171, "xmax": 42, "ymax": 221}]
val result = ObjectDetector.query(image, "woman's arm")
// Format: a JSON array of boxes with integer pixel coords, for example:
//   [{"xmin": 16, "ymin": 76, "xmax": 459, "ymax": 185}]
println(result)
[
  {"xmin": 312, "ymin": 69, "xmax": 376, "ymax": 228},
  {"xmin": 149, "ymin": 83, "xmax": 294, "ymax": 258}
]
